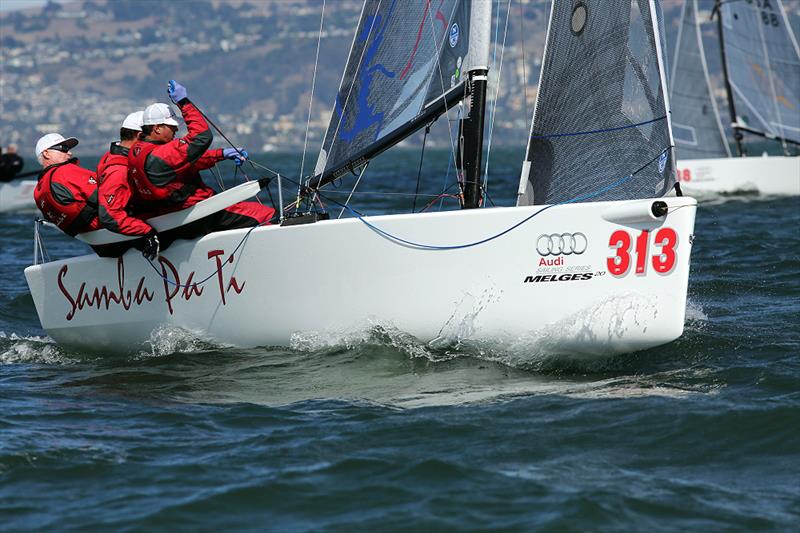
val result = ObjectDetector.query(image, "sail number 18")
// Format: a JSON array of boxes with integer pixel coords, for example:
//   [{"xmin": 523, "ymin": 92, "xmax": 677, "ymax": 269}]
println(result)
[{"xmin": 607, "ymin": 228, "xmax": 678, "ymax": 277}]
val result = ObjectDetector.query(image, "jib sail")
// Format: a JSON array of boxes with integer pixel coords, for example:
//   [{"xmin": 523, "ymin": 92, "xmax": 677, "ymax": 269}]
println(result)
[
  {"xmin": 310, "ymin": 0, "xmax": 491, "ymax": 189},
  {"xmin": 517, "ymin": 0, "xmax": 676, "ymax": 206}
]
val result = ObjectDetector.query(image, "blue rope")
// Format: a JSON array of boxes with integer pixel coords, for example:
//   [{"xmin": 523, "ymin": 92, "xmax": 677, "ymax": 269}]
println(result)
[
  {"xmin": 343, "ymin": 147, "xmax": 671, "ymax": 251},
  {"xmin": 530, "ymin": 115, "xmax": 668, "ymax": 140}
]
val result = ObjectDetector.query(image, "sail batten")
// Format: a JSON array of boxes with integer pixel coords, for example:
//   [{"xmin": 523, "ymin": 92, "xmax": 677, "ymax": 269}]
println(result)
[
  {"xmin": 517, "ymin": 0, "xmax": 675, "ymax": 206},
  {"xmin": 311, "ymin": 0, "xmax": 487, "ymax": 187}
]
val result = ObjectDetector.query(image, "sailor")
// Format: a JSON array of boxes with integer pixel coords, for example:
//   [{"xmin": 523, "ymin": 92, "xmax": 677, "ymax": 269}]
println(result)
[
  {"xmin": 33, "ymin": 133, "xmax": 102, "ymax": 236},
  {"xmin": 0, "ymin": 144, "xmax": 25, "ymax": 182},
  {"xmin": 128, "ymin": 80, "xmax": 274, "ymax": 246},
  {"xmin": 96, "ymin": 111, "xmax": 160, "ymax": 258}
]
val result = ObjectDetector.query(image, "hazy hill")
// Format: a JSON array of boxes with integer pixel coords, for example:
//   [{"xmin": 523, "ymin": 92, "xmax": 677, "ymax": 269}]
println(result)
[{"xmin": 2, "ymin": 0, "xmax": 796, "ymax": 164}]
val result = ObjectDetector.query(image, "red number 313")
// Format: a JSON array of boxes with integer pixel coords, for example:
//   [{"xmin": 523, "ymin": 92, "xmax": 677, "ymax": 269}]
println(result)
[{"xmin": 607, "ymin": 227, "xmax": 678, "ymax": 276}]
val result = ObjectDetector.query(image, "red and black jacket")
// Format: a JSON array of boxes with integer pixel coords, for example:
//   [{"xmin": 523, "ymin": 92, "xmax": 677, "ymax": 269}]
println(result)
[
  {"xmin": 128, "ymin": 100, "xmax": 224, "ymax": 212},
  {"xmin": 35, "ymin": 158, "xmax": 101, "ymax": 236},
  {"xmin": 97, "ymin": 143, "xmax": 153, "ymax": 236}
]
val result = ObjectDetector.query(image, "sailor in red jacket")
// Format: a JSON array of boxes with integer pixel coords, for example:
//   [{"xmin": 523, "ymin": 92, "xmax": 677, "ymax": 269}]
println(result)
[
  {"xmin": 33, "ymin": 133, "xmax": 102, "ymax": 237},
  {"xmin": 128, "ymin": 80, "xmax": 274, "ymax": 257}
]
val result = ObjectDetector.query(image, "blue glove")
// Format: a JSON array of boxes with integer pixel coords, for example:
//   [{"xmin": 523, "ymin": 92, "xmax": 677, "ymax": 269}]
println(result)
[
  {"xmin": 223, "ymin": 148, "xmax": 248, "ymax": 166},
  {"xmin": 167, "ymin": 80, "xmax": 188, "ymax": 104}
]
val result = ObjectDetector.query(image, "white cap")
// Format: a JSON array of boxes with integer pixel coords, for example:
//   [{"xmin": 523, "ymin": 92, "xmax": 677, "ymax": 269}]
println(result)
[
  {"xmin": 121, "ymin": 111, "xmax": 144, "ymax": 131},
  {"xmin": 142, "ymin": 103, "xmax": 179, "ymax": 127},
  {"xmin": 35, "ymin": 133, "xmax": 79, "ymax": 157}
]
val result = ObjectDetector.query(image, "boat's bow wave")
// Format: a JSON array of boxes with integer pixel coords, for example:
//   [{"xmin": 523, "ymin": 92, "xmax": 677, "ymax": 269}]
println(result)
[{"xmin": 137, "ymin": 325, "xmax": 229, "ymax": 360}]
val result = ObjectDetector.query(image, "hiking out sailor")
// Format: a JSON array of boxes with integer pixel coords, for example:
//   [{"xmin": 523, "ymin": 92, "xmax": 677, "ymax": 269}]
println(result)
[
  {"xmin": 128, "ymin": 80, "xmax": 274, "ymax": 246},
  {"xmin": 33, "ymin": 133, "xmax": 102, "ymax": 236},
  {"xmin": 0, "ymin": 144, "xmax": 25, "ymax": 182},
  {"xmin": 96, "ymin": 111, "xmax": 160, "ymax": 258}
]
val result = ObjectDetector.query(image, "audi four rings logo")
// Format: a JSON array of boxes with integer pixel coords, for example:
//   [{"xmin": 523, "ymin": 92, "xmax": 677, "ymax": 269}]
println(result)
[{"xmin": 536, "ymin": 232, "xmax": 588, "ymax": 256}]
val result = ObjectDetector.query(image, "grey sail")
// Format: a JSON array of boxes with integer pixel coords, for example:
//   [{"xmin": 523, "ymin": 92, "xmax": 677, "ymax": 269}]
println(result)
[
  {"xmin": 312, "ymin": 0, "xmax": 483, "ymax": 184},
  {"xmin": 517, "ymin": 0, "xmax": 676, "ymax": 206},
  {"xmin": 670, "ymin": 0, "xmax": 731, "ymax": 159},
  {"xmin": 720, "ymin": 0, "xmax": 800, "ymax": 144}
]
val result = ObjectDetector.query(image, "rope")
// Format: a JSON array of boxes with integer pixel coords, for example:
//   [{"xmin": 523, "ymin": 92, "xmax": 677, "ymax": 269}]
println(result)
[
  {"xmin": 336, "ymin": 147, "xmax": 672, "ymax": 251},
  {"xmin": 299, "ymin": 0, "xmax": 326, "ymax": 182},
  {"xmin": 530, "ymin": 115, "xmax": 668, "ymax": 139}
]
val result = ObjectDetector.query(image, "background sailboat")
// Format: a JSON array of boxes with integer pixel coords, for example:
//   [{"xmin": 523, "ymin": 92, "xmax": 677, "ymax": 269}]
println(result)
[
  {"xmin": 24, "ymin": 0, "xmax": 696, "ymax": 357},
  {"xmin": 671, "ymin": 0, "xmax": 800, "ymax": 196}
]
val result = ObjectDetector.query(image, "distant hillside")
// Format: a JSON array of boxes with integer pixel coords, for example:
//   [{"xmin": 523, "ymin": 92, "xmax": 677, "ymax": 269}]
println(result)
[{"xmin": 4, "ymin": 0, "xmax": 795, "ymax": 165}]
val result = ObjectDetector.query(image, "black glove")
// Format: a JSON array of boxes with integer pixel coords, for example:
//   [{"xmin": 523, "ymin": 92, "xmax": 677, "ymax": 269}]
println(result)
[{"xmin": 138, "ymin": 230, "xmax": 160, "ymax": 261}]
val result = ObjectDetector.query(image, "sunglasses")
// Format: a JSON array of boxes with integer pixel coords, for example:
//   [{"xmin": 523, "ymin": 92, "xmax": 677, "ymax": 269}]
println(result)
[{"xmin": 47, "ymin": 144, "xmax": 71, "ymax": 153}]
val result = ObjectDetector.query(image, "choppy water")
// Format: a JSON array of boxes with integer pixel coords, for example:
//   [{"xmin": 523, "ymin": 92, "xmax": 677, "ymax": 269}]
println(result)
[{"xmin": 1, "ymin": 151, "xmax": 799, "ymax": 530}]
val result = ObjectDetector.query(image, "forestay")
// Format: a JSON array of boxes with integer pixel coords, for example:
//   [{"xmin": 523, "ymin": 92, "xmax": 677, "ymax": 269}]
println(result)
[
  {"xmin": 670, "ymin": 0, "xmax": 731, "ymax": 159},
  {"xmin": 517, "ymin": 0, "xmax": 675, "ymax": 206},
  {"xmin": 313, "ymin": 0, "xmax": 477, "ymax": 183},
  {"xmin": 720, "ymin": 0, "xmax": 800, "ymax": 144}
]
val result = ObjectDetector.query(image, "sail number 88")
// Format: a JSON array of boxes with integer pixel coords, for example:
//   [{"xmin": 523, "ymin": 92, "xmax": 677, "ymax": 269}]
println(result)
[{"xmin": 607, "ymin": 227, "xmax": 678, "ymax": 276}]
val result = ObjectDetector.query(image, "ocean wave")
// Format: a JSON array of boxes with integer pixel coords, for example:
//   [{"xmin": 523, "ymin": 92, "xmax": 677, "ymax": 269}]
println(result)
[{"xmin": 0, "ymin": 332, "xmax": 76, "ymax": 365}]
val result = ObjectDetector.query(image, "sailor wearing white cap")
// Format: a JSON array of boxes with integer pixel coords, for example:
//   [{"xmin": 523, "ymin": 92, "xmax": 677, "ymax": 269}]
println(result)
[
  {"xmin": 33, "ymin": 132, "xmax": 102, "ymax": 237},
  {"xmin": 96, "ymin": 111, "xmax": 156, "ymax": 256},
  {"xmin": 127, "ymin": 80, "xmax": 273, "ymax": 256},
  {"xmin": 35, "ymin": 132, "xmax": 78, "ymax": 167}
]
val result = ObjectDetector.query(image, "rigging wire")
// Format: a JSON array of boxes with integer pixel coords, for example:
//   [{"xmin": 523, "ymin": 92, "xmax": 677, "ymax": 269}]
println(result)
[
  {"xmin": 439, "ymin": 108, "xmax": 460, "ymax": 210},
  {"xmin": 338, "ymin": 162, "xmax": 369, "ymax": 219},
  {"xmin": 145, "ymin": 224, "xmax": 261, "ymax": 289},
  {"xmin": 424, "ymin": 0, "xmax": 463, "ymax": 195},
  {"xmin": 411, "ymin": 125, "xmax": 431, "ymax": 213},
  {"xmin": 518, "ymin": 0, "xmax": 529, "ymax": 122},
  {"xmin": 482, "ymin": 0, "xmax": 513, "ymax": 202},
  {"xmin": 299, "ymin": 0, "xmax": 327, "ymax": 182}
]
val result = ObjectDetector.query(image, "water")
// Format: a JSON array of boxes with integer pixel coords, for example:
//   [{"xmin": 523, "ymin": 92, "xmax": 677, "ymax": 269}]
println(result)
[{"xmin": 1, "ymin": 151, "xmax": 799, "ymax": 530}]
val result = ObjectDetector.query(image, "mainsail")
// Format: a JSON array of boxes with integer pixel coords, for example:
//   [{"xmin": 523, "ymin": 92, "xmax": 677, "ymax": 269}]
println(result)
[
  {"xmin": 311, "ymin": 0, "xmax": 490, "ymax": 187},
  {"xmin": 719, "ymin": 0, "xmax": 800, "ymax": 145},
  {"xmin": 517, "ymin": 0, "xmax": 676, "ymax": 206},
  {"xmin": 670, "ymin": 0, "xmax": 731, "ymax": 159}
]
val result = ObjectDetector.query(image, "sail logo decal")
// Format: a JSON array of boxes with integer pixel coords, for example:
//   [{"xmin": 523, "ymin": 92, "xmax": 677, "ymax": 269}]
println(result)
[
  {"xmin": 536, "ymin": 233, "xmax": 587, "ymax": 256},
  {"xmin": 56, "ymin": 250, "xmax": 247, "ymax": 321},
  {"xmin": 399, "ymin": 0, "xmax": 447, "ymax": 80},
  {"xmin": 335, "ymin": 0, "xmax": 399, "ymax": 143},
  {"xmin": 658, "ymin": 151, "xmax": 668, "ymax": 174},
  {"xmin": 449, "ymin": 23, "xmax": 459, "ymax": 47}
]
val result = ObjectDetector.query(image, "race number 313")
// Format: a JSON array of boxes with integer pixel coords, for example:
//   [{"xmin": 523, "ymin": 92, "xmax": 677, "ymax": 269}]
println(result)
[{"xmin": 607, "ymin": 227, "xmax": 678, "ymax": 276}]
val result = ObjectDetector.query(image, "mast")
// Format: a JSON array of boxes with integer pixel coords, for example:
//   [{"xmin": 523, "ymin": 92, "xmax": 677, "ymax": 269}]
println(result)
[
  {"xmin": 714, "ymin": 0, "xmax": 745, "ymax": 156},
  {"xmin": 459, "ymin": 0, "xmax": 492, "ymax": 209},
  {"xmin": 460, "ymin": 70, "xmax": 488, "ymax": 209}
]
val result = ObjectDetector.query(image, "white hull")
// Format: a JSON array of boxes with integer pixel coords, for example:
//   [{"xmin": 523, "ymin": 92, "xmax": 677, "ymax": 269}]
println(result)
[
  {"xmin": 676, "ymin": 156, "xmax": 800, "ymax": 196},
  {"xmin": 0, "ymin": 180, "xmax": 37, "ymax": 213},
  {"xmin": 25, "ymin": 197, "xmax": 697, "ymax": 357}
]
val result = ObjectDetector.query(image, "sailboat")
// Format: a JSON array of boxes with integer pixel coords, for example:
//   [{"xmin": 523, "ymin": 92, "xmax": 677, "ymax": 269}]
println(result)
[
  {"xmin": 24, "ymin": 0, "xmax": 697, "ymax": 357},
  {"xmin": 671, "ymin": 0, "xmax": 800, "ymax": 196},
  {"xmin": 0, "ymin": 178, "xmax": 37, "ymax": 213}
]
